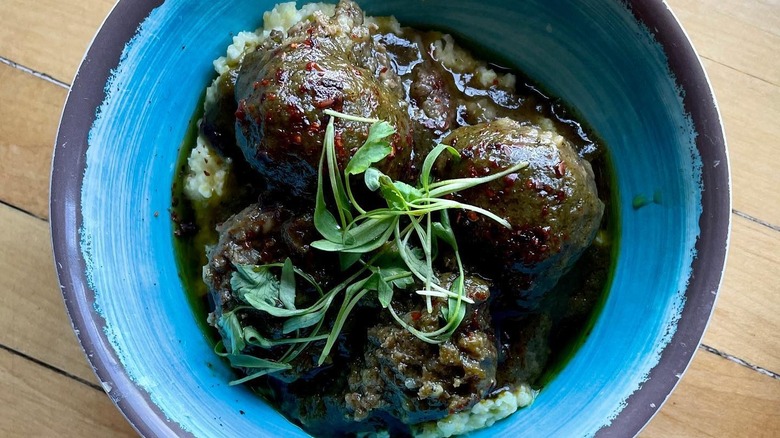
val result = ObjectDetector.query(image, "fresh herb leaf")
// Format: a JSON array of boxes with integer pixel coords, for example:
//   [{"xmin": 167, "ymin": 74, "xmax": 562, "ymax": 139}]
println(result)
[
  {"xmin": 243, "ymin": 326, "xmax": 278, "ymax": 349},
  {"xmin": 377, "ymin": 265, "xmax": 414, "ymax": 289},
  {"xmin": 344, "ymin": 121, "xmax": 395, "ymax": 176},
  {"xmin": 339, "ymin": 252, "xmax": 363, "ymax": 270},
  {"xmin": 229, "ymin": 367, "xmax": 288, "ymax": 386},
  {"xmin": 311, "ymin": 217, "xmax": 395, "ymax": 254},
  {"xmin": 282, "ymin": 308, "xmax": 327, "ymax": 333},
  {"xmin": 324, "ymin": 118, "xmax": 352, "ymax": 228},
  {"xmin": 420, "ymin": 144, "xmax": 460, "ymax": 190},
  {"xmin": 377, "ymin": 275, "xmax": 393, "ymax": 308},
  {"xmin": 364, "ymin": 167, "xmax": 382, "ymax": 191},
  {"xmin": 227, "ymin": 354, "xmax": 293, "ymax": 369},
  {"xmin": 432, "ymin": 211, "xmax": 457, "ymax": 249},
  {"xmin": 231, "ymin": 265, "xmax": 280, "ymax": 309},
  {"xmin": 314, "ymin": 135, "xmax": 343, "ymax": 242},
  {"xmin": 218, "ymin": 312, "xmax": 246, "ymax": 354},
  {"xmin": 231, "ymin": 264, "xmax": 309, "ymax": 318},
  {"xmin": 279, "ymin": 258, "xmax": 297, "ymax": 310}
]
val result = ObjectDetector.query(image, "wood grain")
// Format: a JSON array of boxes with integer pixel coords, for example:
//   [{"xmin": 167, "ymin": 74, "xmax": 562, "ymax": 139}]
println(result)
[
  {"xmin": 0, "ymin": 64, "xmax": 66, "ymax": 219},
  {"xmin": 667, "ymin": 0, "xmax": 780, "ymax": 86},
  {"xmin": 703, "ymin": 214, "xmax": 780, "ymax": 373},
  {"xmin": 642, "ymin": 351, "xmax": 780, "ymax": 438},
  {"xmin": 0, "ymin": 203, "xmax": 97, "ymax": 383},
  {"xmin": 666, "ymin": 0, "xmax": 780, "ymax": 225},
  {"xmin": 702, "ymin": 58, "xmax": 780, "ymax": 225},
  {"xmin": 0, "ymin": 347, "xmax": 136, "ymax": 437},
  {"xmin": 0, "ymin": 0, "xmax": 116, "ymax": 84}
]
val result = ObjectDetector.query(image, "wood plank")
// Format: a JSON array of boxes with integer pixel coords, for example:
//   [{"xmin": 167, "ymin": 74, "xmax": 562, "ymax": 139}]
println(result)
[
  {"xmin": 667, "ymin": 0, "xmax": 780, "ymax": 226},
  {"xmin": 0, "ymin": 347, "xmax": 136, "ymax": 437},
  {"xmin": 0, "ymin": 203, "xmax": 97, "ymax": 383},
  {"xmin": 0, "ymin": 63, "xmax": 66, "ymax": 219},
  {"xmin": 642, "ymin": 350, "xmax": 780, "ymax": 437},
  {"xmin": 702, "ymin": 59, "xmax": 780, "ymax": 226},
  {"xmin": 702, "ymin": 214, "xmax": 780, "ymax": 373},
  {"xmin": 0, "ymin": 0, "xmax": 116, "ymax": 84},
  {"xmin": 667, "ymin": 0, "xmax": 780, "ymax": 86}
]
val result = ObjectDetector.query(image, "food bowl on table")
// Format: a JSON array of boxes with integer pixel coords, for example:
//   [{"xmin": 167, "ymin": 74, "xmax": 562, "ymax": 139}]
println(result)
[{"xmin": 50, "ymin": 0, "xmax": 730, "ymax": 436}]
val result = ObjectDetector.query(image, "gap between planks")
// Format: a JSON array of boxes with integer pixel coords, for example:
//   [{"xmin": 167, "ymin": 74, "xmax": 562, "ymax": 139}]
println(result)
[
  {"xmin": 701, "ymin": 54, "xmax": 780, "ymax": 88},
  {"xmin": 0, "ymin": 55, "xmax": 69, "ymax": 90},
  {"xmin": 700, "ymin": 344, "xmax": 779, "ymax": 380},
  {"xmin": 0, "ymin": 343, "xmax": 102, "ymax": 392},
  {"xmin": 0, "ymin": 199, "xmax": 46, "ymax": 222}
]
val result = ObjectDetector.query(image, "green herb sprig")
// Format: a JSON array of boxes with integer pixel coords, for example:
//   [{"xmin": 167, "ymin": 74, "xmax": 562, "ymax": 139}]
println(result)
[{"xmin": 215, "ymin": 110, "xmax": 527, "ymax": 384}]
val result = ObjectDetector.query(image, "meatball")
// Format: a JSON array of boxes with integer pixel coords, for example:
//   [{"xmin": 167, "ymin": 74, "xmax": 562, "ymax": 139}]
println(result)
[
  {"xmin": 234, "ymin": 0, "xmax": 414, "ymax": 199},
  {"xmin": 495, "ymin": 314, "xmax": 552, "ymax": 387},
  {"xmin": 436, "ymin": 118, "xmax": 604, "ymax": 307},
  {"xmin": 204, "ymin": 203, "xmax": 337, "ymax": 382},
  {"xmin": 345, "ymin": 273, "xmax": 497, "ymax": 424}
]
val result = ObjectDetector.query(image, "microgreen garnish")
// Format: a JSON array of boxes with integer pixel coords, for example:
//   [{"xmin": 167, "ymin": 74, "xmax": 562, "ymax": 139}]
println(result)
[{"xmin": 217, "ymin": 109, "xmax": 528, "ymax": 384}]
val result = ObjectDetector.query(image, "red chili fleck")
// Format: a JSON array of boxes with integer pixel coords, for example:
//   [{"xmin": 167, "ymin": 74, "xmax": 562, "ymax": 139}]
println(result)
[
  {"xmin": 315, "ymin": 98, "xmax": 335, "ymax": 108},
  {"xmin": 411, "ymin": 311, "xmax": 422, "ymax": 321},
  {"xmin": 467, "ymin": 211, "xmax": 479, "ymax": 222},
  {"xmin": 290, "ymin": 42, "xmax": 299, "ymax": 49},
  {"xmin": 380, "ymin": 66, "xmax": 388, "ymax": 74},
  {"xmin": 504, "ymin": 173, "xmax": 518, "ymax": 188},
  {"xmin": 253, "ymin": 81, "xmax": 261, "ymax": 90},
  {"xmin": 266, "ymin": 93, "xmax": 277, "ymax": 101},
  {"xmin": 292, "ymin": 134, "xmax": 302, "ymax": 144},
  {"xmin": 471, "ymin": 288, "xmax": 489, "ymax": 302},
  {"xmin": 235, "ymin": 100, "xmax": 246, "ymax": 121},
  {"xmin": 554, "ymin": 161, "xmax": 567, "ymax": 178},
  {"xmin": 305, "ymin": 61, "xmax": 324, "ymax": 71},
  {"xmin": 260, "ymin": 78, "xmax": 270, "ymax": 87},
  {"xmin": 334, "ymin": 132, "xmax": 344, "ymax": 150}
]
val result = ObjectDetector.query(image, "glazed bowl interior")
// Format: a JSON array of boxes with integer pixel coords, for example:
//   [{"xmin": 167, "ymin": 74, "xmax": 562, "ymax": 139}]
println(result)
[{"xmin": 52, "ymin": 0, "xmax": 729, "ymax": 436}]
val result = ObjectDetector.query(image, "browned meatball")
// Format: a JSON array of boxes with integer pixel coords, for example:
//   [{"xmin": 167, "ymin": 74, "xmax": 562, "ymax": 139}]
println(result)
[
  {"xmin": 436, "ymin": 118, "xmax": 604, "ymax": 307},
  {"xmin": 204, "ymin": 203, "xmax": 337, "ymax": 382},
  {"xmin": 234, "ymin": 0, "xmax": 414, "ymax": 199},
  {"xmin": 345, "ymin": 273, "xmax": 497, "ymax": 424}
]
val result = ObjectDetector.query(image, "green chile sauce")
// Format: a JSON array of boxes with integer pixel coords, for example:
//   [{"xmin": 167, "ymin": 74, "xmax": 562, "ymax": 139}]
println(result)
[{"xmin": 172, "ymin": 87, "xmax": 619, "ymax": 393}]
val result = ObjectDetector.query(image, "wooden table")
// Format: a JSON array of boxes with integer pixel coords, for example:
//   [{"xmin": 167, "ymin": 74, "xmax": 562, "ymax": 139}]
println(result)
[{"xmin": 1, "ymin": 0, "xmax": 778, "ymax": 436}]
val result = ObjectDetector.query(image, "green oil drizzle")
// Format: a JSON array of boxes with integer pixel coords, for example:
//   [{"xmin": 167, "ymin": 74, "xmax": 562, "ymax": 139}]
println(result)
[{"xmin": 171, "ymin": 92, "xmax": 220, "ymax": 346}]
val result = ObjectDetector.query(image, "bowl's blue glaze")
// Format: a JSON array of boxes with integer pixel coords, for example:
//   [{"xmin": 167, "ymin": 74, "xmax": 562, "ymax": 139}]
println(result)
[{"xmin": 54, "ymin": 0, "xmax": 727, "ymax": 436}]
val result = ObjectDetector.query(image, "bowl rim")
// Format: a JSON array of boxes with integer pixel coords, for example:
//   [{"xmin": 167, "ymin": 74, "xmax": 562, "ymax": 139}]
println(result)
[{"xmin": 50, "ymin": 0, "xmax": 731, "ymax": 436}]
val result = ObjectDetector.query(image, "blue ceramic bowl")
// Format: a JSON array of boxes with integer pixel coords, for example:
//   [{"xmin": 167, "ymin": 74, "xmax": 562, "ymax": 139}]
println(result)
[{"xmin": 51, "ymin": 0, "xmax": 730, "ymax": 436}]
